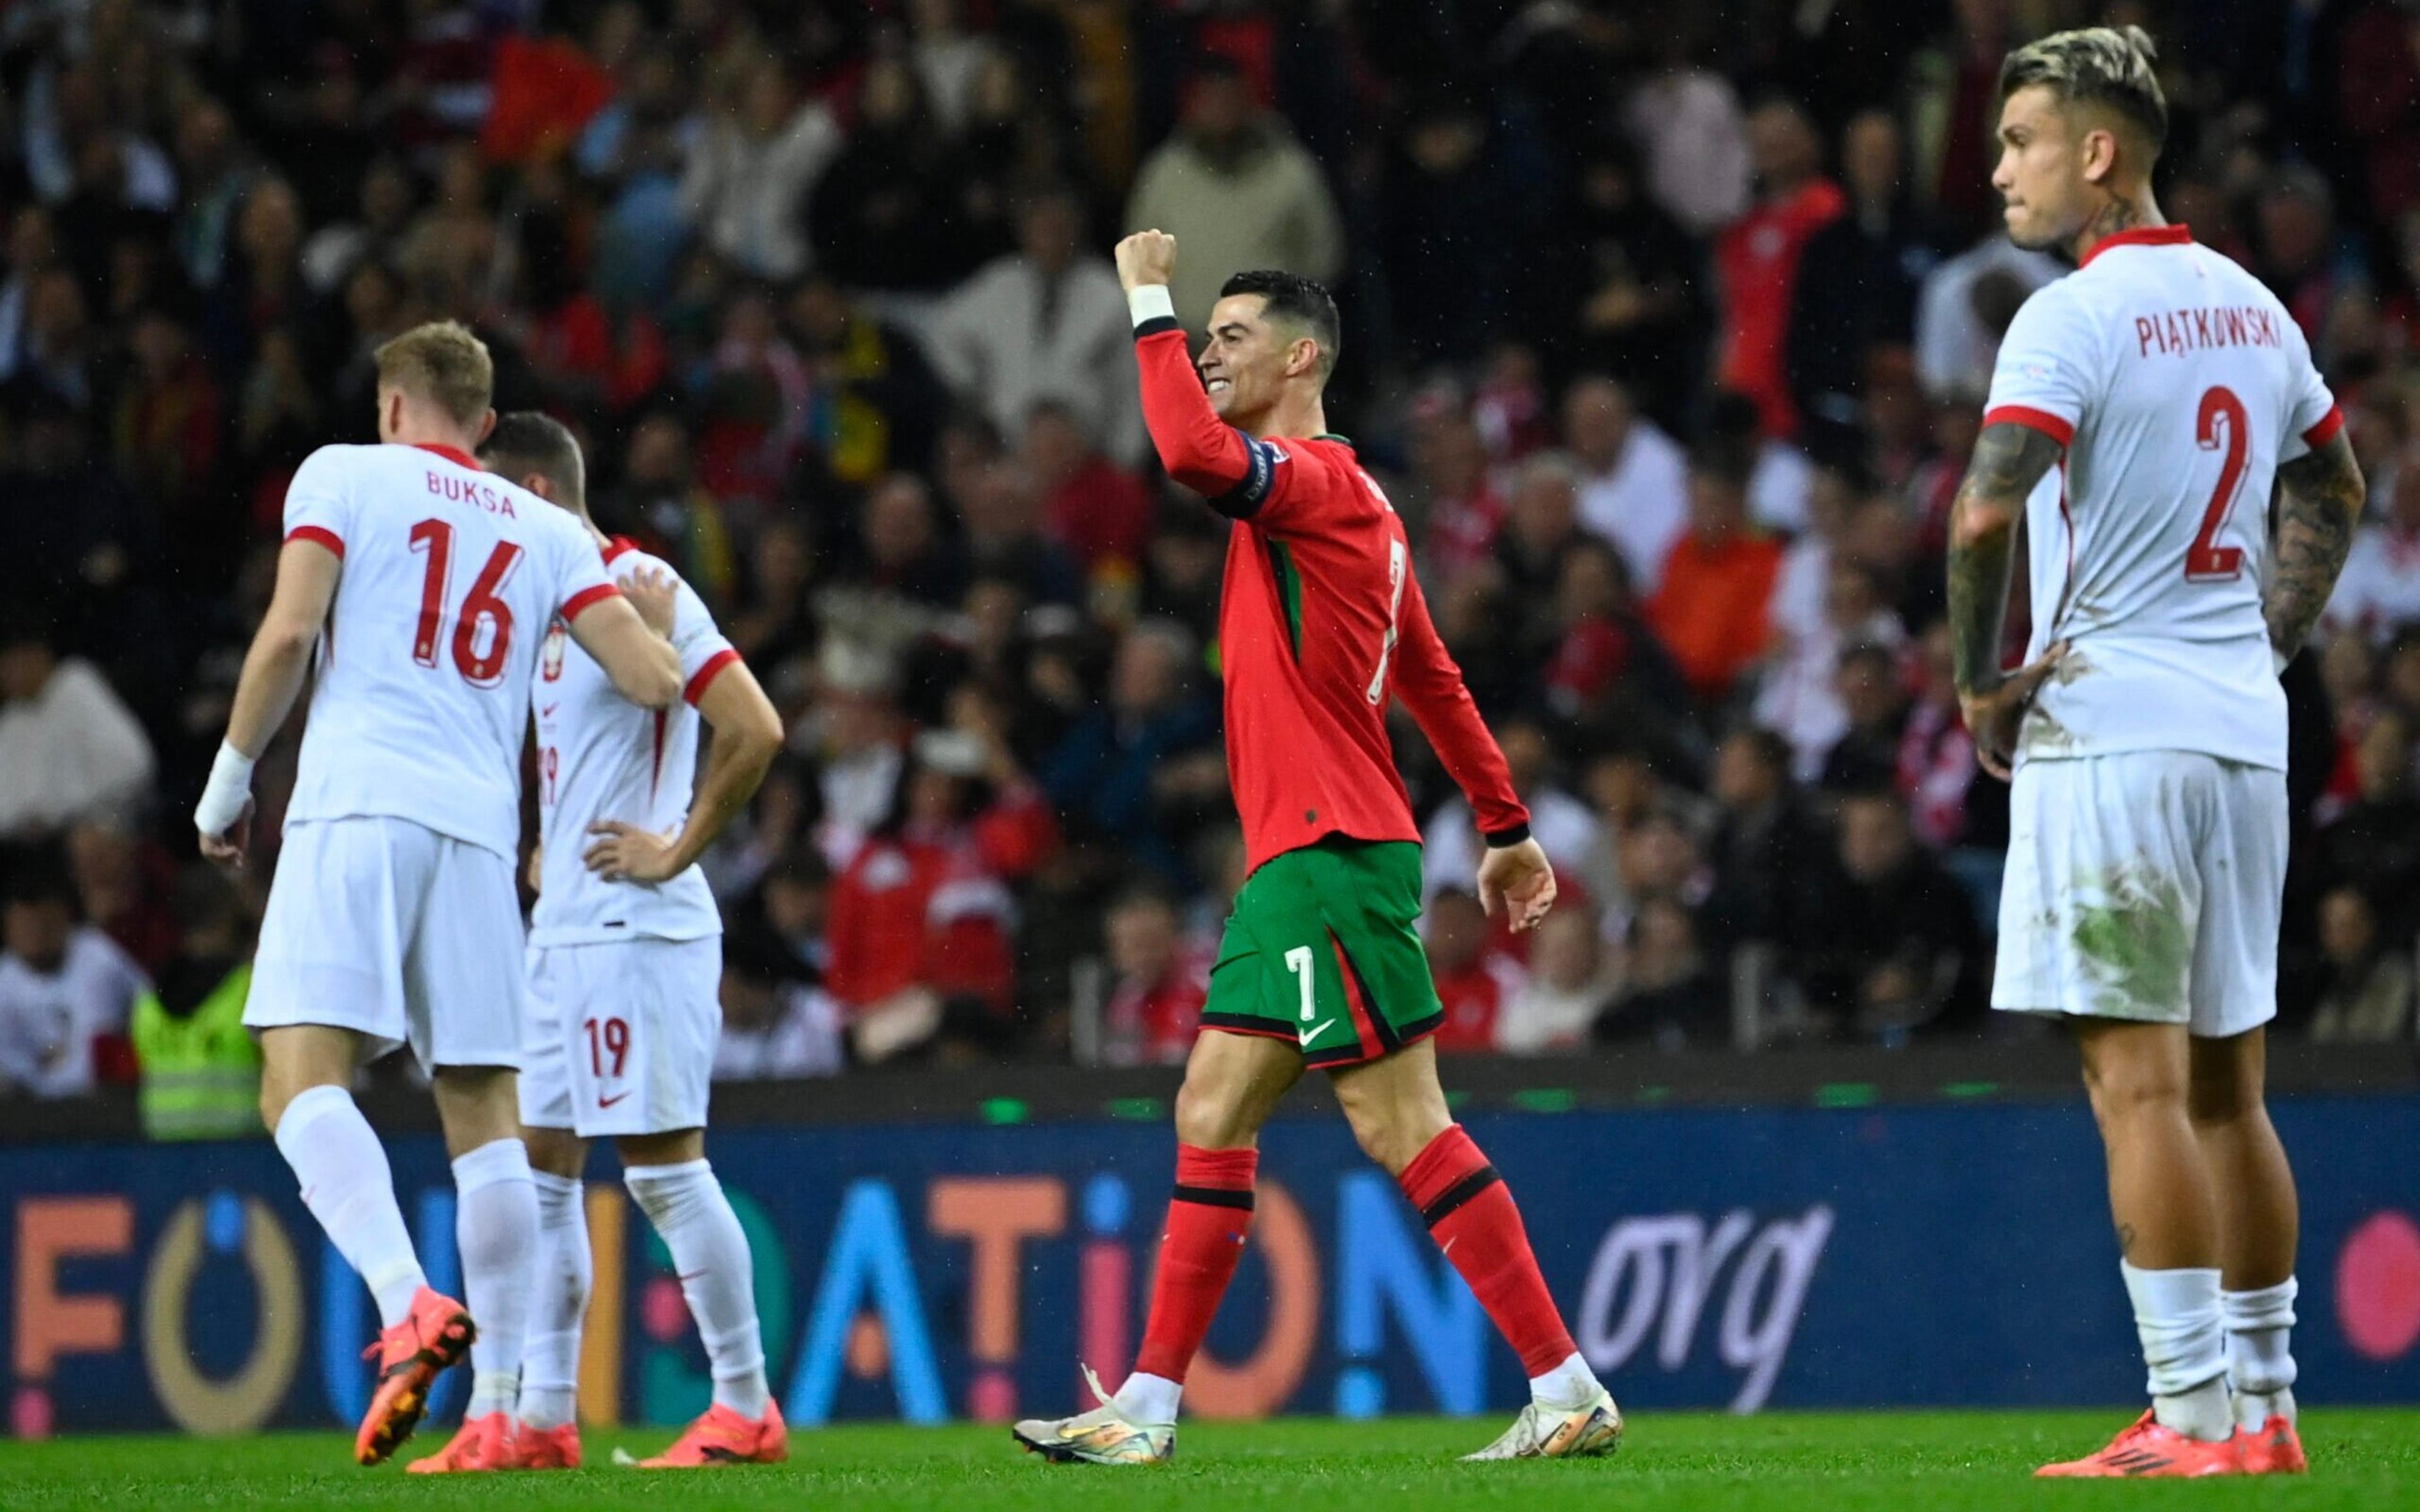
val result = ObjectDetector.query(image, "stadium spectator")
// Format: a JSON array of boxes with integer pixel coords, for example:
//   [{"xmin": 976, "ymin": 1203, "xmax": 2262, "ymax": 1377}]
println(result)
[
  {"xmin": 809, "ymin": 54, "xmax": 969, "ymax": 293},
  {"xmin": 1790, "ymin": 789, "xmax": 1981, "ymax": 1040},
  {"xmin": 1789, "ymin": 109, "xmax": 1941, "ymax": 455},
  {"xmin": 713, "ymin": 921, "xmax": 845, "ymax": 1079},
  {"xmin": 1563, "ymin": 377, "xmax": 1690, "ymax": 593},
  {"xmin": 0, "ymin": 846, "xmax": 145, "ymax": 1098},
  {"xmin": 1495, "ymin": 907, "xmax": 1617, "ymax": 1055},
  {"xmin": 1038, "ymin": 618, "xmax": 1219, "ymax": 884},
  {"xmin": 1095, "ymin": 888, "xmax": 1206, "ymax": 1067},
  {"xmin": 1122, "ymin": 54, "xmax": 1343, "ymax": 336},
  {"xmin": 929, "ymin": 185, "xmax": 1144, "ymax": 469},
  {"xmin": 1715, "ymin": 98, "xmax": 1845, "ymax": 438},
  {"xmin": 1024, "ymin": 399, "xmax": 1151, "ymax": 574},
  {"xmin": 2324, "ymin": 437, "xmax": 2420, "ymax": 643},
  {"xmin": 129, "ymin": 864, "xmax": 258, "ymax": 1141},
  {"xmin": 2308, "ymin": 885, "xmax": 2417, "ymax": 1043},
  {"xmin": 1427, "ymin": 888, "xmax": 1523, "ymax": 1054},
  {"xmin": 1645, "ymin": 446, "xmax": 1783, "ymax": 704},
  {"xmin": 0, "ymin": 612, "xmax": 155, "ymax": 838},
  {"xmin": 1702, "ymin": 728, "xmax": 1826, "ymax": 951},
  {"xmin": 1596, "ymin": 896, "xmax": 1722, "ymax": 1048},
  {"xmin": 679, "ymin": 55, "xmax": 839, "ymax": 282},
  {"xmin": 1555, "ymin": 133, "xmax": 1708, "ymax": 422}
]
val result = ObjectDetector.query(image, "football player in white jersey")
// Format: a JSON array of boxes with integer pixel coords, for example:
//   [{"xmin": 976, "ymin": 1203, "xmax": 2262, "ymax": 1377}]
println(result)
[
  {"xmin": 476, "ymin": 414, "xmax": 788, "ymax": 1470},
  {"xmin": 193, "ymin": 324, "xmax": 685, "ymax": 1472},
  {"xmin": 1948, "ymin": 29, "xmax": 2366, "ymax": 1478}
]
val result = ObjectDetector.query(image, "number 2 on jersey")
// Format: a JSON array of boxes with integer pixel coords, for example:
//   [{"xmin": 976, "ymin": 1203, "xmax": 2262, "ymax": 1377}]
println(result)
[
  {"xmin": 408, "ymin": 518, "xmax": 524, "ymax": 685},
  {"xmin": 2185, "ymin": 387, "xmax": 2250, "ymax": 582}
]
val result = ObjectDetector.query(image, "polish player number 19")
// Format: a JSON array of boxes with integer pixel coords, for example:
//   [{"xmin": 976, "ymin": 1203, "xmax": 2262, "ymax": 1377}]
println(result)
[
  {"xmin": 584, "ymin": 1015, "xmax": 629, "ymax": 1079},
  {"xmin": 408, "ymin": 518, "xmax": 524, "ymax": 685},
  {"xmin": 2184, "ymin": 386, "xmax": 2250, "ymax": 583}
]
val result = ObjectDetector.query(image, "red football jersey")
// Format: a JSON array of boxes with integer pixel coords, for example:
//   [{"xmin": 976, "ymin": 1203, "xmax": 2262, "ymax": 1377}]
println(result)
[{"xmin": 1135, "ymin": 324, "xmax": 1528, "ymax": 874}]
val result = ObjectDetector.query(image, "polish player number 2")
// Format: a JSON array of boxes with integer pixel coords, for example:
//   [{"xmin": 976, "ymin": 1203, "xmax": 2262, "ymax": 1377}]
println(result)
[
  {"xmin": 584, "ymin": 1016, "xmax": 629, "ymax": 1079},
  {"xmin": 408, "ymin": 518, "xmax": 524, "ymax": 685},
  {"xmin": 2184, "ymin": 387, "xmax": 2249, "ymax": 583}
]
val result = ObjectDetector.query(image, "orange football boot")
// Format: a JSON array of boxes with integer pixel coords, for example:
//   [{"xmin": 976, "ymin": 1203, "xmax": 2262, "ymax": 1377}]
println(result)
[
  {"xmin": 354, "ymin": 1286, "xmax": 475, "ymax": 1465},
  {"xmin": 2036, "ymin": 1411, "xmax": 2244, "ymax": 1477},
  {"xmin": 638, "ymin": 1401, "xmax": 790, "ymax": 1467},
  {"xmin": 517, "ymin": 1421, "xmax": 582, "ymax": 1470},
  {"xmin": 2235, "ymin": 1414, "xmax": 2308, "ymax": 1475},
  {"xmin": 406, "ymin": 1411, "xmax": 520, "ymax": 1474}
]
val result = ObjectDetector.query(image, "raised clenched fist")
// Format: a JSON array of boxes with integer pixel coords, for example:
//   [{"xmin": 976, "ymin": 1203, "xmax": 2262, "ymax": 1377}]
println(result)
[{"xmin": 1115, "ymin": 231, "xmax": 1178, "ymax": 294}]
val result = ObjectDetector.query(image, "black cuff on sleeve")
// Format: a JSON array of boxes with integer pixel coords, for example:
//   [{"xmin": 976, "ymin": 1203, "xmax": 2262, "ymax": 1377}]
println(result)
[
  {"xmin": 1133, "ymin": 316, "xmax": 1182, "ymax": 340},
  {"xmin": 1482, "ymin": 823, "xmax": 1531, "ymax": 849}
]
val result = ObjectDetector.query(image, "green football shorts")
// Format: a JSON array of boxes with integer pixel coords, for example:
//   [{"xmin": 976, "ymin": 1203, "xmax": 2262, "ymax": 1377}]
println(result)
[{"xmin": 1202, "ymin": 837, "xmax": 1445, "ymax": 1068}]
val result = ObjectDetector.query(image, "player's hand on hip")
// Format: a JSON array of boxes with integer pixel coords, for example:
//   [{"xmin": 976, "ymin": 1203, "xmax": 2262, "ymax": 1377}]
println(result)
[
  {"xmin": 1960, "ymin": 641, "xmax": 2068, "ymax": 782},
  {"xmin": 1115, "ymin": 231, "xmax": 1177, "ymax": 292},
  {"xmin": 584, "ymin": 820, "xmax": 681, "ymax": 883},
  {"xmin": 618, "ymin": 564, "xmax": 678, "ymax": 638},
  {"xmin": 1477, "ymin": 837, "xmax": 1558, "ymax": 934}
]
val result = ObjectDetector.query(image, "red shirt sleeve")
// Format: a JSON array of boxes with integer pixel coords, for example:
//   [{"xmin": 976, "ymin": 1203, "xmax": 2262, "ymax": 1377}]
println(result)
[
  {"xmin": 1136, "ymin": 326, "xmax": 1253, "ymax": 496},
  {"xmin": 1390, "ymin": 568, "xmax": 1530, "ymax": 842}
]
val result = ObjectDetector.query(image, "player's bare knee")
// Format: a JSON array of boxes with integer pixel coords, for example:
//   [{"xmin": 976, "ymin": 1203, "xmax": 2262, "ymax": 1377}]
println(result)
[{"xmin": 1172, "ymin": 1075, "xmax": 1252, "ymax": 1150}]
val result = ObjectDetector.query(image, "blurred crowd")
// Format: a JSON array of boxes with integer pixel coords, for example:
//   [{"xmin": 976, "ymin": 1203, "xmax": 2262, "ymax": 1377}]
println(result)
[{"xmin": 4, "ymin": 0, "xmax": 2420, "ymax": 1115}]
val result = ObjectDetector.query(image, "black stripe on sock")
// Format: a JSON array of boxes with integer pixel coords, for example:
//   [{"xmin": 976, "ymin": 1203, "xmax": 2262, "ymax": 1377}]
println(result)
[
  {"xmin": 1420, "ymin": 1165, "xmax": 1501, "ymax": 1228},
  {"xmin": 1173, "ymin": 1184, "xmax": 1255, "ymax": 1210}
]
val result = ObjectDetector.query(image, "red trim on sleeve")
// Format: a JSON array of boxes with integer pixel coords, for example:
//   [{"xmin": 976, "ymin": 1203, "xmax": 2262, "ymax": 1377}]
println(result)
[
  {"xmin": 285, "ymin": 525, "xmax": 345, "ymax": 559},
  {"xmin": 2078, "ymin": 224, "xmax": 2194, "ymax": 267},
  {"xmin": 2303, "ymin": 406, "xmax": 2346, "ymax": 450},
  {"xmin": 560, "ymin": 583, "xmax": 622, "ymax": 620},
  {"xmin": 602, "ymin": 536, "xmax": 641, "ymax": 565},
  {"xmin": 683, "ymin": 648, "xmax": 740, "ymax": 706},
  {"xmin": 1981, "ymin": 405, "xmax": 2075, "ymax": 448}
]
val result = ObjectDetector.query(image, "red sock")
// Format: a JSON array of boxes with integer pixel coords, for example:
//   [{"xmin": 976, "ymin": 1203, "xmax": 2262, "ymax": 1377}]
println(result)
[
  {"xmin": 1398, "ymin": 1125, "xmax": 1577, "ymax": 1377},
  {"xmin": 1132, "ymin": 1144, "xmax": 1257, "ymax": 1382}
]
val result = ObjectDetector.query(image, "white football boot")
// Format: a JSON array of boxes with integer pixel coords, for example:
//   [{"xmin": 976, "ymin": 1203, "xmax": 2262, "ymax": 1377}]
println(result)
[
  {"xmin": 1462, "ymin": 1387, "xmax": 1623, "ymax": 1461},
  {"xmin": 1011, "ymin": 1365, "xmax": 1175, "ymax": 1466}
]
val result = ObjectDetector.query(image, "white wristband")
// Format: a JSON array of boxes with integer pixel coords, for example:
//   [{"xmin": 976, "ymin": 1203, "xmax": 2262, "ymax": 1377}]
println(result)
[
  {"xmin": 1127, "ymin": 284, "xmax": 1177, "ymax": 328},
  {"xmin": 195, "ymin": 740, "xmax": 256, "ymax": 836}
]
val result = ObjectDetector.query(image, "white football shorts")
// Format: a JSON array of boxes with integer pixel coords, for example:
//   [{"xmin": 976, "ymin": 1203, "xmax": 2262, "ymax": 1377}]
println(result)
[
  {"xmin": 1993, "ymin": 750, "xmax": 2286, "ymax": 1038},
  {"xmin": 246, "ymin": 816, "xmax": 527, "ymax": 1070},
  {"xmin": 518, "ymin": 936, "xmax": 722, "ymax": 1137}
]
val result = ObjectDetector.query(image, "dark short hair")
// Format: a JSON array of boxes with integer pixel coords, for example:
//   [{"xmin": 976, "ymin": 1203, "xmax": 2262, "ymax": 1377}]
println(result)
[
  {"xmin": 1998, "ymin": 25, "xmax": 2167, "ymax": 156},
  {"xmin": 1219, "ymin": 269, "xmax": 1341, "ymax": 379},
  {"xmin": 480, "ymin": 411, "xmax": 585, "ymax": 508}
]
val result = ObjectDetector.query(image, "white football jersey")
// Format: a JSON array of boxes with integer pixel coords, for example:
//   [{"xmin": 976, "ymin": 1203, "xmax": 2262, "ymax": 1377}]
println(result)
[
  {"xmin": 282, "ymin": 443, "xmax": 618, "ymax": 856},
  {"xmin": 1984, "ymin": 226, "xmax": 2340, "ymax": 772},
  {"xmin": 529, "ymin": 540, "xmax": 739, "ymax": 947}
]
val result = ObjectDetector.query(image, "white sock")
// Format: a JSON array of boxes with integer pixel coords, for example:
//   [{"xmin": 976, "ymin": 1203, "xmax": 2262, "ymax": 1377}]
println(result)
[
  {"xmin": 454, "ymin": 1138, "xmax": 538, "ymax": 1421},
  {"xmin": 2224, "ymin": 1277, "xmax": 2298, "ymax": 1427},
  {"xmin": 1528, "ymin": 1351, "xmax": 1603, "ymax": 1411},
  {"xmin": 517, "ymin": 1170, "xmax": 589, "ymax": 1431},
  {"xmin": 1113, "ymin": 1372, "xmax": 1181, "ymax": 1426},
  {"xmin": 2121, "ymin": 1261, "xmax": 2232, "ymax": 1442},
  {"xmin": 274, "ymin": 1085, "xmax": 426, "ymax": 1328},
  {"xmin": 624, "ymin": 1160, "xmax": 768, "ymax": 1418}
]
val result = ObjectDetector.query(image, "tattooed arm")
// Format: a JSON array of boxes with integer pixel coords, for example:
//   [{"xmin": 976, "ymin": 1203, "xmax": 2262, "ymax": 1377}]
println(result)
[
  {"xmin": 1947, "ymin": 420, "xmax": 2070, "ymax": 779},
  {"xmin": 2264, "ymin": 433, "xmax": 2365, "ymax": 670}
]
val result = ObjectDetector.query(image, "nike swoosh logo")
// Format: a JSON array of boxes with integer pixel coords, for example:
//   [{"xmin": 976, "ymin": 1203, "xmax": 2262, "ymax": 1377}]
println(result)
[
  {"xmin": 540, "ymin": 704, "xmax": 558, "ymax": 718},
  {"xmin": 598, "ymin": 1090, "xmax": 633, "ymax": 1108},
  {"xmin": 1441, "ymin": 1236, "xmax": 1457, "ymax": 1257},
  {"xmin": 1297, "ymin": 1018, "xmax": 1335, "ymax": 1049}
]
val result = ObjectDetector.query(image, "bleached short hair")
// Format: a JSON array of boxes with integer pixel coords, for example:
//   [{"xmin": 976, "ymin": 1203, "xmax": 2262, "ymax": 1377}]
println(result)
[{"xmin": 1999, "ymin": 25, "xmax": 2167, "ymax": 155}]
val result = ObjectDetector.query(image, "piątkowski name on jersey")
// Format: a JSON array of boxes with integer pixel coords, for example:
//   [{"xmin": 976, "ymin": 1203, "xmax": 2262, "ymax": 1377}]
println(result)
[{"xmin": 2134, "ymin": 305, "xmax": 2286, "ymax": 360}]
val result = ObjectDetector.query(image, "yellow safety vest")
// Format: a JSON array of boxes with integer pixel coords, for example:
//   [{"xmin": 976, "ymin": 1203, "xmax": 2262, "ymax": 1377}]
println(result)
[{"xmin": 130, "ymin": 965, "xmax": 260, "ymax": 1141}]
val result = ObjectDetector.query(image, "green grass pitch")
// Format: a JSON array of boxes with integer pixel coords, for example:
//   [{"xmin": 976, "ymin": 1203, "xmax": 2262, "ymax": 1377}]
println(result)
[{"xmin": 2, "ymin": 1411, "xmax": 2413, "ymax": 1509}]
